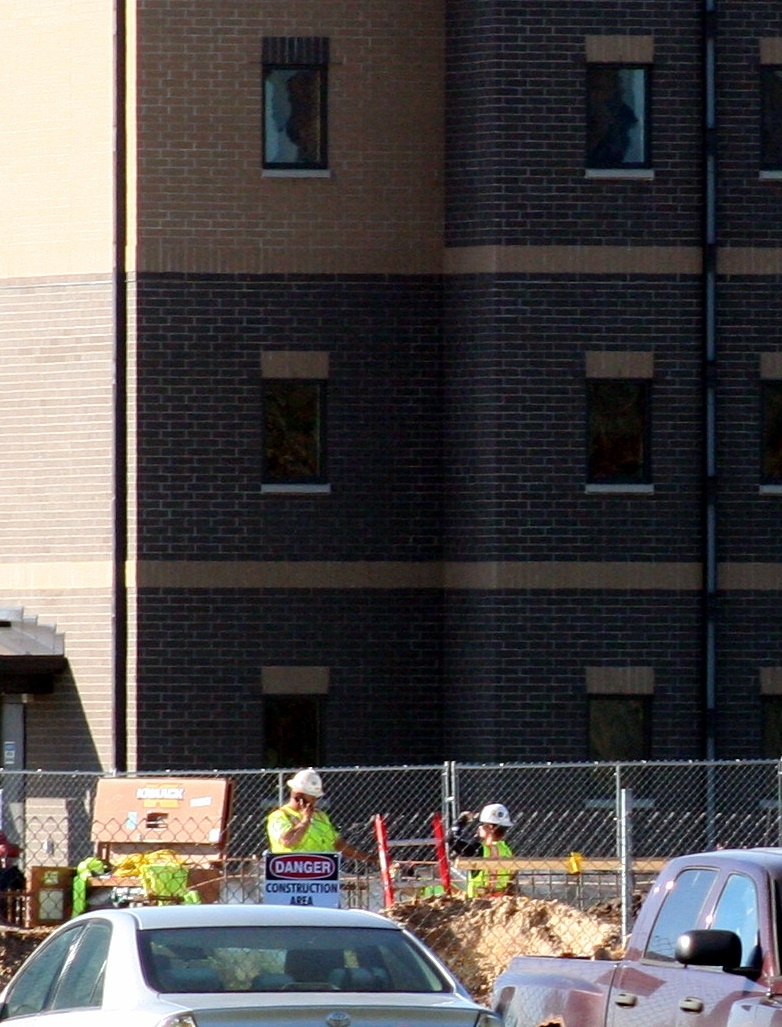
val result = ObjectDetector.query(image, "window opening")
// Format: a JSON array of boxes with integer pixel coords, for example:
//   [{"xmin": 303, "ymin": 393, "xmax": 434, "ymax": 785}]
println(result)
[
  {"xmin": 587, "ymin": 379, "xmax": 650, "ymax": 484},
  {"xmin": 263, "ymin": 65, "xmax": 327, "ymax": 169},
  {"xmin": 262, "ymin": 379, "xmax": 327, "ymax": 485},
  {"xmin": 586, "ymin": 65, "xmax": 650, "ymax": 168}
]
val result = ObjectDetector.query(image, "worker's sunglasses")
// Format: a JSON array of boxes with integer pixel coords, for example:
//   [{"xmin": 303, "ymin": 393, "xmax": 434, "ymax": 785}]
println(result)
[{"xmin": 293, "ymin": 793, "xmax": 314, "ymax": 804}]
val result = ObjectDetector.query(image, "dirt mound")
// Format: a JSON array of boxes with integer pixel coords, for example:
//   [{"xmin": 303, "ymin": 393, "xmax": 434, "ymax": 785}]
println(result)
[
  {"xmin": 384, "ymin": 893, "xmax": 624, "ymax": 1005},
  {"xmin": 0, "ymin": 926, "xmax": 53, "ymax": 985}
]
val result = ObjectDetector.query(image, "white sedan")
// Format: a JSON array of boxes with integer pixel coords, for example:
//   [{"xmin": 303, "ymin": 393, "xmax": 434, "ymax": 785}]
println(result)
[{"xmin": 0, "ymin": 902, "xmax": 500, "ymax": 1027}]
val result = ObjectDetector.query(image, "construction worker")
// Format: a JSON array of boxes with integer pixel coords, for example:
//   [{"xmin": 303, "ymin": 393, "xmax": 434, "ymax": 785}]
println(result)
[
  {"xmin": 450, "ymin": 803, "xmax": 515, "ymax": 898},
  {"xmin": 266, "ymin": 768, "xmax": 375, "ymax": 863}
]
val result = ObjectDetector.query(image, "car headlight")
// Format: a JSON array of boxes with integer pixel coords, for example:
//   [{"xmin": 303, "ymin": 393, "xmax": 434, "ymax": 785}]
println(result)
[
  {"xmin": 155, "ymin": 1014, "xmax": 199, "ymax": 1027},
  {"xmin": 475, "ymin": 1011, "xmax": 502, "ymax": 1027}
]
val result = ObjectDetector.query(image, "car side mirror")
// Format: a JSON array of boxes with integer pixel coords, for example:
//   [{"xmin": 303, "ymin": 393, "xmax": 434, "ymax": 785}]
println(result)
[{"xmin": 675, "ymin": 930, "xmax": 744, "ymax": 972}]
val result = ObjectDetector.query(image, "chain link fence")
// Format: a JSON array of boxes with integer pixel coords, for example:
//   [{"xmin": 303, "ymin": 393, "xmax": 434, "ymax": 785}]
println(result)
[{"xmin": 0, "ymin": 759, "xmax": 780, "ymax": 999}]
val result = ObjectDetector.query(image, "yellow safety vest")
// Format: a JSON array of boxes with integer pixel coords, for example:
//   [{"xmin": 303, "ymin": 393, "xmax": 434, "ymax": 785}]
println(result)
[
  {"xmin": 466, "ymin": 840, "xmax": 513, "ymax": 897},
  {"xmin": 266, "ymin": 804, "xmax": 339, "ymax": 853}
]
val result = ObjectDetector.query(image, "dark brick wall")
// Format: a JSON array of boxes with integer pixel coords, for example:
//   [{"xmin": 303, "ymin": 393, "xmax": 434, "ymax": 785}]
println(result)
[
  {"xmin": 136, "ymin": 274, "xmax": 443, "ymax": 561},
  {"xmin": 719, "ymin": 6, "xmax": 782, "ymax": 245},
  {"xmin": 136, "ymin": 589, "xmax": 443, "ymax": 770},
  {"xmin": 445, "ymin": 0, "xmax": 702, "ymax": 246},
  {"xmin": 719, "ymin": 277, "xmax": 782, "ymax": 557},
  {"xmin": 443, "ymin": 275, "xmax": 703, "ymax": 560},
  {"xmin": 442, "ymin": 592, "xmax": 703, "ymax": 761}
]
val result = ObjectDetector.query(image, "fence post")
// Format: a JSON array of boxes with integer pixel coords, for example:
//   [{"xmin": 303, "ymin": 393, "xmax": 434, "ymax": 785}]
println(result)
[
  {"xmin": 444, "ymin": 761, "xmax": 456, "ymax": 833},
  {"xmin": 704, "ymin": 761, "xmax": 717, "ymax": 849},
  {"xmin": 618, "ymin": 786, "xmax": 634, "ymax": 943}
]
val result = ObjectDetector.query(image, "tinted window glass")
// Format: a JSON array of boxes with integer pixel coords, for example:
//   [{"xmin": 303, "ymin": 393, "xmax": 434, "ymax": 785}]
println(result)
[
  {"xmin": 50, "ymin": 920, "xmax": 111, "ymax": 1010},
  {"xmin": 2, "ymin": 926, "xmax": 84, "ymax": 1018},
  {"xmin": 587, "ymin": 66, "xmax": 649, "ymax": 168},
  {"xmin": 761, "ymin": 67, "xmax": 782, "ymax": 170},
  {"xmin": 263, "ymin": 695, "xmax": 321, "ymax": 767},
  {"xmin": 710, "ymin": 874, "xmax": 760, "ymax": 968},
  {"xmin": 645, "ymin": 868, "xmax": 717, "ymax": 962},
  {"xmin": 762, "ymin": 695, "xmax": 782, "ymax": 758},
  {"xmin": 263, "ymin": 380, "xmax": 326, "ymax": 484},
  {"xmin": 588, "ymin": 696, "xmax": 650, "ymax": 760},
  {"xmin": 263, "ymin": 66, "xmax": 327, "ymax": 168},
  {"xmin": 587, "ymin": 380, "xmax": 650, "ymax": 484},
  {"xmin": 138, "ymin": 925, "xmax": 448, "ymax": 994},
  {"xmin": 761, "ymin": 381, "xmax": 782, "ymax": 483}
]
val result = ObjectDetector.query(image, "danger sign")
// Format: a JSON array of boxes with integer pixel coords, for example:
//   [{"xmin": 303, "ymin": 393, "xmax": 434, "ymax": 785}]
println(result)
[{"xmin": 264, "ymin": 851, "xmax": 341, "ymax": 907}]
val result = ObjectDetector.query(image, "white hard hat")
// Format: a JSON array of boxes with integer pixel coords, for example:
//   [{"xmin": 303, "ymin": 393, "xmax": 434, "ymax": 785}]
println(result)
[
  {"xmin": 286, "ymin": 768, "xmax": 324, "ymax": 798},
  {"xmin": 479, "ymin": 803, "xmax": 513, "ymax": 827}
]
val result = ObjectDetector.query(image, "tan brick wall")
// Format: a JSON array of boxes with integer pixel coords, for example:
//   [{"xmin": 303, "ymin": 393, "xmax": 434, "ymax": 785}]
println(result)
[
  {"xmin": 135, "ymin": 0, "xmax": 445, "ymax": 275},
  {"xmin": 22, "ymin": 590, "xmax": 115, "ymax": 771},
  {"xmin": 0, "ymin": 277, "xmax": 117, "ymax": 769},
  {"xmin": 0, "ymin": 2, "xmax": 114, "ymax": 279}
]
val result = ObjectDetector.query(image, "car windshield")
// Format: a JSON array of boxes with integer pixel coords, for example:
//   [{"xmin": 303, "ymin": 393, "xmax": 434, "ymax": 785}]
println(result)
[{"xmin": 138, "ymin": 925, "xmax": 450, "ymax": 994}]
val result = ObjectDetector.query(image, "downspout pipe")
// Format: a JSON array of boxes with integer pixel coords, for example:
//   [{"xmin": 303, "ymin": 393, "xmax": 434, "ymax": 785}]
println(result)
[
  {"xmin": 112, "ymin": 0, "xmax": 129, "ymax": 773},
  {"xmin": 702, "ymin": 0, "xmax": 718, "ymax": 760}
]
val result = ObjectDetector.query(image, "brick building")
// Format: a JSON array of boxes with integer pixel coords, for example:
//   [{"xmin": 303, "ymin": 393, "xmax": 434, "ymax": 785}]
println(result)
[{"xmin": 0, "ymin": 1, "xmax": 781, "ymax": 772}]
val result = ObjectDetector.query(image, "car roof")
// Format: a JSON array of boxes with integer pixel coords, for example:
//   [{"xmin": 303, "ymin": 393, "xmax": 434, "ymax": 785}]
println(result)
[{"xmin": 77, "ymin": 903, "xmax": 401, "ymax": 931}]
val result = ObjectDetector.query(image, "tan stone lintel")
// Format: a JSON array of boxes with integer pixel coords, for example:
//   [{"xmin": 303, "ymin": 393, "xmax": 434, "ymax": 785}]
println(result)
[
  {"xmin": 442, "ymin": 562, "xmax": 701, "ymax": 590},
  {"xmin": 586, "ymin": 666, "xmax": 655, "ymax": 695},
  {"xmin": 718, "ymin": 564, "xmax": 782, "ymax": 590},
  {"xmin": 261, "ymin": 666, "xmax": 330, "ymax": 695},
  {"xmin": 761, "ymin": 353, "xmax": 782, "ymax": 380},
  {"xmin": 444, "ymin": 246, "xmax": 782, "ymax": 277},
  {"xmin": 443, "ymin": 246, "xmax": 702, "ymax": 276},
  {"xmin": 586, "ymin": 351, "xmax": 654, "ymax": 379},
  {"xmin": 133, "ymin": 561, "xmax": 701, "ymax": 591},
  {"xmin": 585, "ymin": 35, "xmax": 654, "ymax": 64},
  {"xmin": 261, "ymin": 351, "xmax": 329, "ymax": 379},
  {"xmin": 760, "ymin": 355, "xmax": 780, "ymax": 384},
  {"xmin": 761, "ymin": 668, "xmax": 782, "ymax": 695},
  {"xmin": 760, "ymin": 39, "xmax": 782, "ymax": 65},
  {"xmin": 718, "ymin": 249, "xmax": 782, "ymax": 276}
]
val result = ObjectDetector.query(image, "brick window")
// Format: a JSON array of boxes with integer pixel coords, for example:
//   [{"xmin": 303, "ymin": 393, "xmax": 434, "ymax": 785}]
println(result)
[
  {"xmin": 262, "ymin": 379, "xmax": 327, "ymax": 485},
  {"xmin": 586, "ymin": 667, "xmax": 653, "ymax": 760},
  {"xmin": 761, "ymin": 67, "xmax": 782, "ymax": 170},
  {"xmin": 586, "ymin": 65, "xmax": 650, "ymax": 169},
  {"xmin": 262, "ymin": 37, "xmax": 329, "ymax": 170},
  {"xmin": 761, "ymin": 381, "xmax": 782, "ymax": 484},
  {"xmin": 762, "ymin": 696, "xmax": 782, "ymax": 757},
  {"xmin": 261, "ymin": 666, "xmax": 328, "ymax": 767},
  {"xmin": 588, "ymin": 696, "xmax": 651, "ymax": 760},
  {"xmin": 263, "ymin": 695, "xmax": 322, "ymax": 767},
  {"xmin": 586, "ymin": 379, "xmax": 651, "ymax": 484}
]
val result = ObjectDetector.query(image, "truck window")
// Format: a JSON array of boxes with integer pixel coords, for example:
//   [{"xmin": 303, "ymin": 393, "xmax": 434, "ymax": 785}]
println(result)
[
  {"xmin": 709, "ymin": 873, "xmax": 761, "ymax": 969},
  {"xmin": 645, "ymin": 868, "xmax": 718, "ymax": 962}
]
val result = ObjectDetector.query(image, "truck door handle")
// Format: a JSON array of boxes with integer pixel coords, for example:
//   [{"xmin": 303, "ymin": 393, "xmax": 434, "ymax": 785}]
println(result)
[
  {"xmin": 614, "ymin": 993, "xmax": 638, "ymax": 1007},
  {"xmin": 679, "ymin": 998, "xmax": 705, "ymax": 1013}
]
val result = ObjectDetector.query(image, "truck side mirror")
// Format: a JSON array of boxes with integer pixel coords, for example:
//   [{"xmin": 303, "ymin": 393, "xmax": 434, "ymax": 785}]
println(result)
[{"xmin": 675, "ymin": 930, "xmax": 743, "ymax": 972}]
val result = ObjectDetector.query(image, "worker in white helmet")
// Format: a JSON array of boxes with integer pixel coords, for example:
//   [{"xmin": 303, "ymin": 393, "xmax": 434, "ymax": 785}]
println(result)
[
  {"xmin": 266, "ymin": 768, "xmax": 375, "ymax": 863},
  {"xmin": 449, "ymin": 803, "xmax": 515, "ymax": 898}
]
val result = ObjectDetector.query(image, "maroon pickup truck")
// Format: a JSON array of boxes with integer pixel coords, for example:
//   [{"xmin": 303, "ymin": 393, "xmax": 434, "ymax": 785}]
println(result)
[{"xmin": 492, "ymin": 848, "xmax": 782, "ymax": 1027}]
